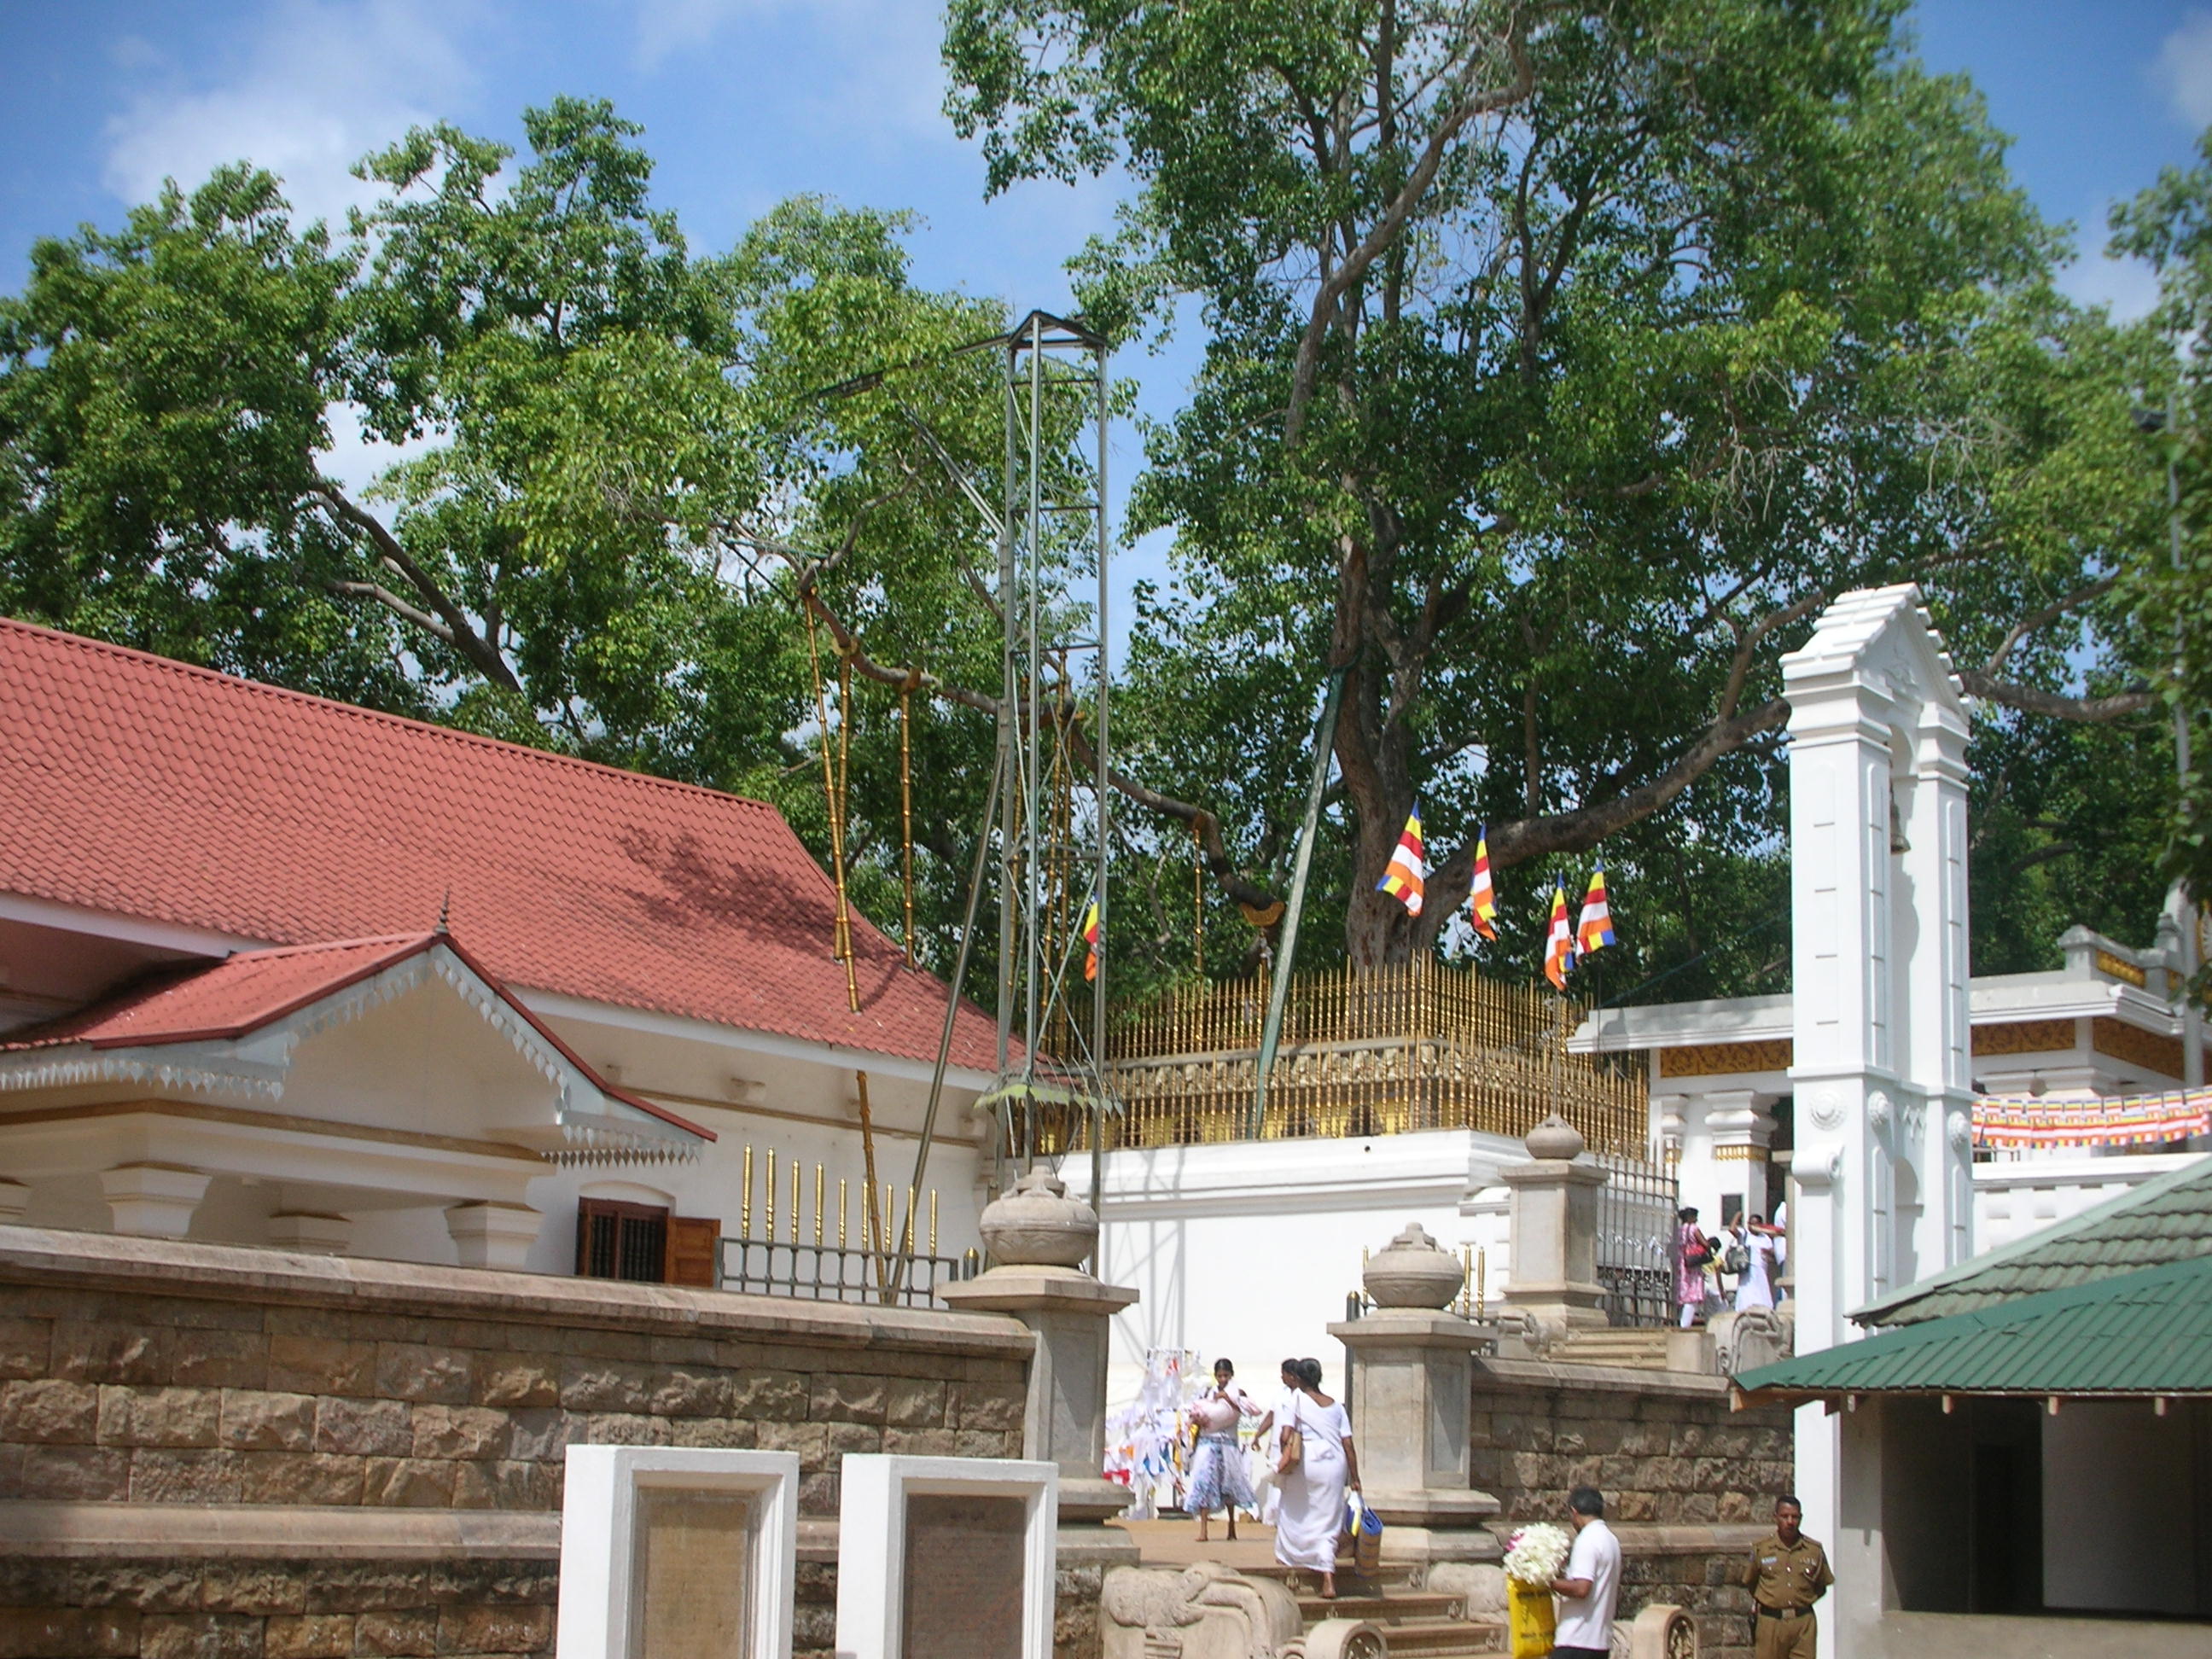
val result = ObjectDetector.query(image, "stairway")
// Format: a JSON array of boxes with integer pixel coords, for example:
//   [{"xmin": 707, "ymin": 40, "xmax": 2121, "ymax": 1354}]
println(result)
[
  {"xmin": 1555, "ymin": 1326, "xmax": 1673, "ymax": 1370},
  {"xmin": 1243, "ymin": 1560, "xmax": 1506, "ymax": 1656}
]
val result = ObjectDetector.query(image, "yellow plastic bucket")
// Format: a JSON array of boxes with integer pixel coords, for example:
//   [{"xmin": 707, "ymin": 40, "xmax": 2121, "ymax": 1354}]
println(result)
[{"xmin": 1508, "ymin": 1580, "xmax": 1556, "ymax": 1658}]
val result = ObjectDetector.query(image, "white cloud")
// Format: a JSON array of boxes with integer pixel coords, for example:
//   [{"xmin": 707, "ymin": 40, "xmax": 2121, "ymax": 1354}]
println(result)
[
  {"xmin": 101, "ymin": 0, "xmax": 479, "ymax": 231},
  {"xmin": 2156, "ymin": 9, "xmax": 2212, "ymax": 130},
  {"xmin": 631, "ymin": 0, "xmax": 946, "ymax": 141},
  {"xmin": 2058, "ymin": 245, "xmax": 2163, "ymax": 323}
]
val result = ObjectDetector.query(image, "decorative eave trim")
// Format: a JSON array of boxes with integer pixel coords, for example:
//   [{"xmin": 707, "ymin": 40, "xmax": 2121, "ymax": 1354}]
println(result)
[{"xmin": 0, "ymin": 1047, "xmax": 285, "ymax": 1101}]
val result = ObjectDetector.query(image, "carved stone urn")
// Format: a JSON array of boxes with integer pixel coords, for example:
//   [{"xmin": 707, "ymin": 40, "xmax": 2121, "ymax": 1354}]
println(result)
[
  {"xmin": 1524, "ymin": 1113, "xmax": 1586, "ymax": 1161},
  {"xmin": 977, "ymin": 1166, "xmax": 1098, "ymax": 1269},
  {"xmin": 1362, "ymin": 1220, "xmax": 1465, "ymax": 1310}
]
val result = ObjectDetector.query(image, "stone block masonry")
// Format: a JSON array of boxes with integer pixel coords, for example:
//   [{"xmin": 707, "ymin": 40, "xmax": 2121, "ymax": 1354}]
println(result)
[
  {"xmin": 1469, "ymin": 1354, "xmax": 1796, "ymax": 1659},
  {"xmin": 0, "ymin": 1225, "xmax": 1037, "ymax": 1659}
]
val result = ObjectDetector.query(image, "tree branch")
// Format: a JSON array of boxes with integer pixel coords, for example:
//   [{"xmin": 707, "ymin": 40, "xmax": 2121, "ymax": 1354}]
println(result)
[
  {"xmin": 1982, "ymin": 575, "xmax": 2119, "ymax": 677},
  {"xmin": 314, "ymin": 483, "xmax": 522, "ymax": 694},
  {"xmin": 1284, "ymin": 8, "xmax": 1535, "ymax": 443},
  {"xmin": 1421, "ymin": 696, "xmax": 1794, "ymax": 931},
  {"xmin": 1957, "ymin": 671, "xmax": 2156, "ymax": 724}
]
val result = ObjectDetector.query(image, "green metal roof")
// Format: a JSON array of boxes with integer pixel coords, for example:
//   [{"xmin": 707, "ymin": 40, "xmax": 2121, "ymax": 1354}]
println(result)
[
  {"xmin": 1737, "ymin": 1253, "xmax": 2212, "ymax": 1400},
  {"xmin": 1855, "ymin": 1153, "xmax": 2212, "ymax": 1328}
]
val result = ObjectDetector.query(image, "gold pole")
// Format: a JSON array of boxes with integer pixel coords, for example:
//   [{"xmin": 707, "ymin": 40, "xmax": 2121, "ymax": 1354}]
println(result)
[
  {"xmin": 929, "ymin": 1190, "xmax": 939, "ymax": 1257},
  {"xmin": 838, "ymin": 1178, "xmax": 849, "ymax": 1249},
  {"xmin": 765, "ymin": 1149, "xmax": 777, "ymax": 1240},
  {"xmin": 905, "ymin": 1185, "xmax": 917, "ymax": 1253},
  {"xmin": 815, "ymin": 1164, "xmax": 826, "ymax": 1246},
  {"xmin": 790, "ymin": 1160, "xmax": 800, "ymax": 1242},
  {"xmin": 1476, "ymin": 1246, "xmax": 1487, "ymax": 1319},
  {"xmin": 741, "ymin": 1146, "xmax": 754, "ymax": 1238}
]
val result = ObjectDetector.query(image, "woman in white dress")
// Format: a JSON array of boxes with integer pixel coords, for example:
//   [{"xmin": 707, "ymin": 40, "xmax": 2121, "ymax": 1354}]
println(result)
[
  {"xmin": 1729, "ymin": 1213, "xmax": 1783, "ymax": 1311},
  {"xmin": 1272, "ymin": 1357, "xmax": 1360, "ymax": 1598}
]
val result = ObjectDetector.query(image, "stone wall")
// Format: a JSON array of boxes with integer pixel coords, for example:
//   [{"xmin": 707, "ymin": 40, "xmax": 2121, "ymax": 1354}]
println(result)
[
  {"xmin": 1470, "ymin": 1354, "xmax": 1796, "ymax": 1659},
  {"xmin": 0, "ymin": 1224, "xmax": 1036, "ymax": 1659}
]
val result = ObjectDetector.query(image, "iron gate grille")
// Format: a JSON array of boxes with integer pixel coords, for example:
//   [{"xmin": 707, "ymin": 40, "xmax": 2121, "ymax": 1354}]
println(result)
[{"xmin": 1594, "ymin": 1148, "xmax": 1679, "ymax": 1327}]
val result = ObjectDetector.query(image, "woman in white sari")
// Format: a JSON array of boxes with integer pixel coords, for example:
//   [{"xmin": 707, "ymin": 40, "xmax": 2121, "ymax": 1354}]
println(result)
[{"xmin": 1272, "ymin": 1357, "xmax": 1360, "ymax": 1598}]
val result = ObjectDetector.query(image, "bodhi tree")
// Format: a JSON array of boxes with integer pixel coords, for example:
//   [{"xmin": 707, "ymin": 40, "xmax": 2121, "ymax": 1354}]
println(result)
[{"xmin": 946, "ymin": 0, "xmax": 2171, "ymax": 971}]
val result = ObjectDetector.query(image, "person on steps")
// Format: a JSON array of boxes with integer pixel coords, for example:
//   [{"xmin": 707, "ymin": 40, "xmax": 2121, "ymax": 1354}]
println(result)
[
  {"xmin": 1271, "ymin": 1356, "xmax": 1359, "ymax": 1600},
  {"xmin": 1184, "ymin": 1356, "xmax": 1260, "ymax": 1545}
]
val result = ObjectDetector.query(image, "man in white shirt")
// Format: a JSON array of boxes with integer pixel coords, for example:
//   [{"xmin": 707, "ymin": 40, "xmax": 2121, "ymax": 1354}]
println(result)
[{"xmin": 1548, "ymin": 1486, "xmax": 1623, "ymax": 1657}]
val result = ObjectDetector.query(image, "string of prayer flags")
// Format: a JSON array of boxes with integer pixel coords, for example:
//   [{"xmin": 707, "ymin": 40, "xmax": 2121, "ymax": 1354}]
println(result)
[
  {"xmin": 1082, "ymin": 896, "xmax": 1102, "ymax": 981},
  {"xmin": 1468, "ymin": 824, "xmax": 1498, "ymax": 940},
  {"xmin": 1543, "ymin": 879, "xmax": 1576, "ymax": 989},
  {"xmin": 1377, "ymin": 805, "xmax": 1427, "ymax": 916},
  {"xmin": 1576, "ymin": 866, "xmax": 1615, "ymax": 955}
]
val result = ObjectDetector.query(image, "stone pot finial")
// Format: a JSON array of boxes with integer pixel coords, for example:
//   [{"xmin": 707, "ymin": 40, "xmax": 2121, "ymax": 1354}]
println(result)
[
  {"xmin": 1524, "ymin": 1114, "xmax": 1586, "ymax": 1161},
  {"xmin": 1362, "ymin": 1220, "xmax": 1464, "ymax": 1309},
  {"xmin": 978, "ymin": 1166, "xmax": 1098, "ymax": 1268}
]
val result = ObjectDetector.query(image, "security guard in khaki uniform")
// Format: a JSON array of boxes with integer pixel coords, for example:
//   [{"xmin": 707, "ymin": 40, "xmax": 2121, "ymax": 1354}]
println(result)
[{"xmin": 1741, "ymin": 1495, "xmax": 1833, "ymax": 1659}]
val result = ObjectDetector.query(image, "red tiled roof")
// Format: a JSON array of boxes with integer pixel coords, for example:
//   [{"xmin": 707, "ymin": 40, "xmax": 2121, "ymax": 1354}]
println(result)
[
  {"xmin": 2, "ymin": 935, "xmax": 432, "ymax": 1050},
  {"xmin": 0, "ymin": 931, "xmax": 713, "ymax": 1141},
  {"xmin": 0, "ymin": 619, "xmax": 1003, "ymax": 1073}
]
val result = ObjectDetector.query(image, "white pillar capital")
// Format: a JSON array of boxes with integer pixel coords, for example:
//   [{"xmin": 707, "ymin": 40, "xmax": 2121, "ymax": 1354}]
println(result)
[
  {"xmin": 100, "ymin": 1164, "xmax": 211, "ymax": 1237},
  {"xmin": 445, "ymin": 1202, "xmax": 542, "ymax": 1271},
  {"xmin": 268, "ymin": 1212, "xmax": 353, "ymax": 1255}
]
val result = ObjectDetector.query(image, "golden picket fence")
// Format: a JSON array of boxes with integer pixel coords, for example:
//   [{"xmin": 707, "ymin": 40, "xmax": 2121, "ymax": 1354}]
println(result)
[{"xmin": 1088, "ymin": 958, "xmax": 1649, "ymax": 1155}]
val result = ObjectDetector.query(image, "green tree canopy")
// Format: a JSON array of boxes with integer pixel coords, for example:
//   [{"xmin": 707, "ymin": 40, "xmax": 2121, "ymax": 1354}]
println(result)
[{"xmin": 947, "ymin": 0, "xmax": 2174, "ymax": 978}]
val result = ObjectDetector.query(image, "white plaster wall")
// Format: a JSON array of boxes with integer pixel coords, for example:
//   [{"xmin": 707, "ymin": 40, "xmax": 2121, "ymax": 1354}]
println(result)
[
  {"xmin": 1971, "ymin": 1151, "xmax": 2203, "ymax": 1252},
  {"xmin": 2041, "ymin": 1401, "xmax": 2203, "ymax": 1615},
  {"xmin": 1095, "ymin": 1129, "xmax": 1515, "ymax": 1407}
]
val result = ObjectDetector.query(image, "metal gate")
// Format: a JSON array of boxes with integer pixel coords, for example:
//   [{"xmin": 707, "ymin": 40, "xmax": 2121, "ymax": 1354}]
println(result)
[{"xmin": 1593, "ymin": 1149, "xmax": 1679, "ymax": 1327}]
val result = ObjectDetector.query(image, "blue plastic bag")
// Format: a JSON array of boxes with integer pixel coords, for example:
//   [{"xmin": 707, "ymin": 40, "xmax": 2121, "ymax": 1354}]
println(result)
[{"xmin": 1348, "ymin": 1495, "xmax": 1383, "ymax": 1575}]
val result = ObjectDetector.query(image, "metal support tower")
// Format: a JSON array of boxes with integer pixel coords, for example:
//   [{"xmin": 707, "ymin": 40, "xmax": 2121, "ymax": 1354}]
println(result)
[{"xmin": 992, "ymin": 311, "xmax": 1113, "ymax": 1213}]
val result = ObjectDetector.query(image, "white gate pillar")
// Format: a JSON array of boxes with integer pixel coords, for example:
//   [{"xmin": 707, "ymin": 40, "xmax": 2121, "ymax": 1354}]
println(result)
[{"xmin": 1779, "ymin": 585, "xmax": 1973, "ymax": 1658}]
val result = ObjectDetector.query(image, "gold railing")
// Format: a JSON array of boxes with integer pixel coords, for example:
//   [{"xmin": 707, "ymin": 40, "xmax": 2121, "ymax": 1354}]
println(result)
[{"xmin": 1080, "ymin": 958, "xmax": 1649, "ymax": 1155}]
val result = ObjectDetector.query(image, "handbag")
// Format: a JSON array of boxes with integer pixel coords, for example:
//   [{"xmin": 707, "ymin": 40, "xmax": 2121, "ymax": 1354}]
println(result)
[
  {"xmin": 1277, "ymin": 1397, "xmax": 1303, "ymax": 1476},
  {"xmin": 1724, "ymin": 1242, "xmax": 1750, "ymax": 1275}
]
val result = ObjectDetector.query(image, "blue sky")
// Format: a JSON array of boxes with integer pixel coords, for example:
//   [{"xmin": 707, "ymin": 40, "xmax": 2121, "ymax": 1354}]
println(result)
[{"xmin": 2, "ymin": 1, "xmax": 2209, "ymax": 635}]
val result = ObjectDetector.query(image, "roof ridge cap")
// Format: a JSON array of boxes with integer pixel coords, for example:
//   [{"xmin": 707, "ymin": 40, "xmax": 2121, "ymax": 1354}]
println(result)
[
  {"xmin": 0, "ymin": 617, "xmax": 781, "ymax": 816},
  {"xmin": 1856, "ymin": 1150, "xmax": 2212, "ymax": 1324}
]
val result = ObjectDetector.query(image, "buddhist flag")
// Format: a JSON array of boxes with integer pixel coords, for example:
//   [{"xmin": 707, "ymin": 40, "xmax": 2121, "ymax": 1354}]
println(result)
[
  {"xmin": 1577, "ymin": 866, "xmax": 1616, "ymax": 955},
  {"xmin": 1376, "ymin": 806, "xmax": 1426, "ymax": 916},
  {"xmin": 1543, "ymin": 879, "xmax": 1576, "ymax": 990},
  {"xmin": 1082, "ymin": 896, "xmax": 1102, "ymax": 981},
  {"xmin": 1468, "ymin": 824, "xmax": 1498, "ymax": 940}
]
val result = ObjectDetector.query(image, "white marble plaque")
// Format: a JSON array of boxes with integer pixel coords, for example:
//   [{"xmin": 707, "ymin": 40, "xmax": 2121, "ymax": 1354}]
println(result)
[
  {"xmin": 632, "ymin": 1486, "xmax": 755, "ymax": 1658},
  {"xmin": 557, "ymin": 1446, "xmax": 800, "ymax": 1659},
  {"xmin": 901, "ymin": 1492, "xmax": 1027, "ymax": 1659},
  {"xmin": 835, "ymin": 1453, "xmax": 1058, "ymax": 1659}
]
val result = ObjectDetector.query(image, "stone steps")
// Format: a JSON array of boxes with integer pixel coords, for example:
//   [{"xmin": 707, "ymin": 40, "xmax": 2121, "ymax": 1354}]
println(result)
[{"xmin": 1259, "ymin": 1570, "xmax": 1509, "ymax": 1657}]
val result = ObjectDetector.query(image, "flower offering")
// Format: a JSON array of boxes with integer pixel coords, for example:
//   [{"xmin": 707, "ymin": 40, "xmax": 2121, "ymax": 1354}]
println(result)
[{"xmin": 1502, "ymin": 1522, "xmax": 1572, "ymax": 1586}]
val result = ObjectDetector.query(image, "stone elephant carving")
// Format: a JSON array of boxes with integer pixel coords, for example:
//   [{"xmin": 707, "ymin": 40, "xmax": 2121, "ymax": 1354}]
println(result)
[{"xmin": 1100, "ymin": 1563, "xmax": 1304, "ymax": 1659}]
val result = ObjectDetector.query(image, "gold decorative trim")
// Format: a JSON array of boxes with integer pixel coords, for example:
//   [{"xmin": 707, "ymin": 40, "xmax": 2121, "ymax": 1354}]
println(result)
[
  {"xmin": 1970, "ymin": 1018, "xmax": 2076, "ymax": 1057},
  {"xmin": 2091, "ymin": 1016, "xmax": 2186, "ymax": 1080},
  {"xmin": 1657, "ymin": 1039, "xmax": 1793, "ymax": 1079},
  {"xmin": 2094, "ymin": 950, "xmax": 2149, "ymax": 989},
  {"xmin": 1711, "ymin": 1144, "xmax": 1768, "ymax": 1162}
]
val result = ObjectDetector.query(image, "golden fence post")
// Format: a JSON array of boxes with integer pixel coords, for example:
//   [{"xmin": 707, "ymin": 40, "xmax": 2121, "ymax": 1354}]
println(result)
[
  {"xmin": 741, "ymin": 1146, "xmax": 754, "ymax": 1239},
  {"xmin": 765, "ymin": 1150, "xmax": 777, "ymax": 1242},
  {"xmin": 815, "ymin": 1165, "xmax": 825, "ymax": 1247},
  {"xmin": 839, "ymin": 1178, "xmax": 849, "ymax": 1249},
  {"xmin": 790, "ymin": 1161, "xmax": 800, "ymax": 1242},
  {"xmin": 929, "ymin": 1190, "xmax": 939, "ymax": 1257}
]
